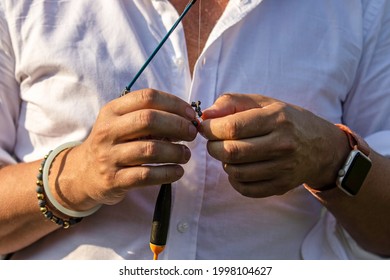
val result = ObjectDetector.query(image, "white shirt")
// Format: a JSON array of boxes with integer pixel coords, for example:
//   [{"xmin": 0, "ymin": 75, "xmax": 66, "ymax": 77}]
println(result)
[{"xmin": 0, "ymin": 0, "xmax": 389, "ymax": 259}]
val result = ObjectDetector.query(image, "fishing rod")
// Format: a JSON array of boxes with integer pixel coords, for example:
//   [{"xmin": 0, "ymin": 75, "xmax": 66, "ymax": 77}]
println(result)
[
  {"xmin": 120, "ymin": 0, "xmax": 198, "ymax": 260},
  {"xmin": 121, "ymin": 0, "xmax": 198, "ymax": 96}
]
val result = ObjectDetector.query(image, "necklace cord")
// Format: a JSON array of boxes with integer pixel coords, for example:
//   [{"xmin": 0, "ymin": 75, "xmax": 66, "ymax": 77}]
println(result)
[{"xmin": 198, "ymin": 0, "xmax": 202, "ymax": 58}]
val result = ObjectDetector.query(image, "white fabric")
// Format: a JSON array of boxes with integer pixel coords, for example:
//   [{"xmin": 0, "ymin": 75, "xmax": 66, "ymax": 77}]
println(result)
[
  {"xmin": 0, "ymin": 0, "xmax": 389, "ymax": 259},
  {"xmin": 301, "ymin": 209, "xmax": 383, "ymax": 260}
]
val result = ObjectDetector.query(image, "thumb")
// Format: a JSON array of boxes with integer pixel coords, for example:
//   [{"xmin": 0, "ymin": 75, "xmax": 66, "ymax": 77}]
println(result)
[{"xmin": 202, "ymin": 93, "xmax": 262, "ymax": 120}]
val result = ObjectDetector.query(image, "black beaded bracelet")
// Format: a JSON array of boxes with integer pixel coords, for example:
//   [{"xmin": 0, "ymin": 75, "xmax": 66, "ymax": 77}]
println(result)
[{"xmin": 36, "ymin": 152, "xmax": 82, "ymax": 228}]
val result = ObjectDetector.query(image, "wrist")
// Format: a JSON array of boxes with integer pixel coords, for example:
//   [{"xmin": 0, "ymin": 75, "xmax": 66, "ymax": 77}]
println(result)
[
  {"xmin": 306, "ymin": 124, "xmax": 372, "ymax": 196},
  {"xmin": 307, "ymin": 124, "xmax": 351, "ymax": 190},
  {"xmin": 47, "ymin": 143, "xmax": 101, "ymax": 214}
]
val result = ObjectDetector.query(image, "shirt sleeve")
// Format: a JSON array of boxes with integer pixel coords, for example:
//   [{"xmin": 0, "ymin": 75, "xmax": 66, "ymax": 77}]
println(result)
[
  {"xmin": 342, "ymin": 0, "xmax": 390, "ymax": 157},
  {"xmin": 302, "ymin": 0, "xmax": 390, "ymax": 260},
  {"xmin": 301, "ymin": 210, "xmax": 386, "ymax": 260},
  {"xmin": 0, "ymin": 3, "xmax": 20, "ymax": 166}
]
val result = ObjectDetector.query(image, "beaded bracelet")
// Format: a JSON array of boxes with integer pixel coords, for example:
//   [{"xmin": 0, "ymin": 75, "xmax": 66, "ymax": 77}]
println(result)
[
  {"xmin": 36, "ymin": 141, "xmax": 101, "ymax": 227},
  {"xmin": 36, "ymin": 152, "xmax": 82, "ymax": 228}
]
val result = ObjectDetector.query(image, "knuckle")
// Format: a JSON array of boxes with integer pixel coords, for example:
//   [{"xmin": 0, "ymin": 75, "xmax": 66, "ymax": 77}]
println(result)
[
  {"xmin": 95, "ymin": 152, "xmax": 111, "ymax": 168},
  {"xmin": 91, "ymin": 113, "xmax": 113, "ymax": 144},
  {"xmin": 223, "ymin": 121, "xmax": 240, "ymax": 140},
  {"xmin": 278, "ymin": 137, "xmax": 298, "ymax": 154},
  {"xmin": 91, "ymin": 150, "xmax": 121, "ymax": 190},
  {"xmin": 218, "ymin": 93, "xmax": 235, "ymax": 103},
  {"xmin": 223, "ymin": 141, "xmax": 241, "ymax": 162},
  {"xmin": 281, "ymin": 160, "xmax": 297, "ymax": 173},
  {"xmin": 274, "ymin": 101, "xmax": 289, "ymax": 112},
  {"xmin": 137, "ymin": 88, "xmax": 159, "ymax": 106},
  {"xmin": 92, "ymin": 123, "xmax": 111, "ymax": 143},
  {"xmin": 99, "ymin": 172, "xmax": 115, "ymax": 189},
  {"xmin": 274, "ymin": 102, "xmax": 292, "ymax": 124},
  {"xmin": 100, "ymin": 101, "xmax": 115, "ymax": 117},
  {"xmin": 226, "ymin": 165, "xmax": 244, "ymax": 181},
  {"xmin": 142, "ymin": 141, "xmax": 159, "ymax": 161},
  {"xmin": 137, "ymin": 110, "xmax": 157, "ymax": 128},
  {"xmin": 138, "ymin": 168, "xmax": 152, "ymax": 183},
  {"xmin": 95, "ymin": 158, "xmax": 116, "ymax": 182}
]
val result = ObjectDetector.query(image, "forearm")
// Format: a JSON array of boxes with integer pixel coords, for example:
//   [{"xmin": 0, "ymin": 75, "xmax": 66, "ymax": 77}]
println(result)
[
  {"xmin": 201, "ymin": 93, "xmax": 390, "ymax": 256},
  {"xmin": 0, "ymin": 90, "xmax": 197, "ymax": 255},
  {"xmin": 0, "ymin": 161, "xmax": 60, "ymax": 255},
  {"xmin": 0, "ymin": 145, "xmax": 104, "ymax": 254},
  {"xmin": 307, "ymin": 150, "xmax": 390, "ymax": 256}
]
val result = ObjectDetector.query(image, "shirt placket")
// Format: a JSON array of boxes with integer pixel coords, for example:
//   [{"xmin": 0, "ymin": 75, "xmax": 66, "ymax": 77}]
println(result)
[
  {"xmin": 155, "ymin": 0, "xmax": 262, "ymax": 259},
  {"xmin": 150, "ymin": 0, "xmax": 191, "ymax": 100}
]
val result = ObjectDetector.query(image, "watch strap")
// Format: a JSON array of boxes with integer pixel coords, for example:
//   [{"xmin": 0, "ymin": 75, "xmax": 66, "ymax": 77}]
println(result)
[{"xmin": 335, "ymin": 124, "xmax": 370, "ymax": 156}]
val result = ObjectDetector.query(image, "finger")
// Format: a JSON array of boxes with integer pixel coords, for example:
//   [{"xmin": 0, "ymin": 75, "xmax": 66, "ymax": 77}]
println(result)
[
  {"xmin": 207, "ymin": 134, "xmax": 296, "ymax": 164},
  {"xmin": 112, "ymin": 109, "xmax": 198, "ymax": 142},
  {"xmin": 110, "ymin": 88, "xmax": 196, "ymax": 120},
  {"xmin": 201, "ymin": 103, "xmax": 285, "ymax": 141},
  {"xmin": 112, "ymin": 141, "xmax": 191, "ymax": 167},
  {"xmin": 207, "ymin": 138, "xmax": 271, "ymax": 164},
  {"xmin": 201, "ymin": 93, "xmax": 278, "ymax": 120},
  {"xmin": 228, "ymin": 177, "xmax": 294, "ymax": 198},
  {"xmin": 223, "ymin": 162, "xmax": 278, "ymax": 183},
  {"xmin": 115, "ymin": 164, "xmax": 184, "ymax": 189},
  {"xmin": 223, "ymin": 158, "xmax": 297, "ymax": 183},
  {"xmin": 201, "ymin": 94, "xmax": 260, "ymax": 120}
]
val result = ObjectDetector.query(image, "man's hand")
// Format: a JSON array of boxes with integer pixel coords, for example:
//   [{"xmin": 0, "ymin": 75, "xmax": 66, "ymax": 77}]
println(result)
[
  {"xmin": 200, "ymin": 93, "xmax": 349, "ymax": 198},
  {"xmin": 54, "ymin": 89, "xmax": 198, "ymax": 210}
]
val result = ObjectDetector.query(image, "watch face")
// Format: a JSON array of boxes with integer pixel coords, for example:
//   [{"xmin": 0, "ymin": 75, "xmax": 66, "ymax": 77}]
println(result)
[{"xmin": 340, "ymin": 151, "xmax": 372, "ymax": 196}]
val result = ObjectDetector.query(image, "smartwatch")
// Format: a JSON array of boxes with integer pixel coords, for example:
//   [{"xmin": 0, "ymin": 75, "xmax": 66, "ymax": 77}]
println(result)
[{"xmin": 335, "ymin": 124, "xmax": 372, "ymax": 196}]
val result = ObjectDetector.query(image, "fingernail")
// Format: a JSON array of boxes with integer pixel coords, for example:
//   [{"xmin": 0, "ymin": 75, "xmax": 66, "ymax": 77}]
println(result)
[
  {"xmin": 184, "ymin": 146, "xmax": 191, "ymax": 161},
  {"xmin": 175, "ymin": 166, "xmax": 184, "ymax": 177},
  {"xmin": 186, "ymin": 107, "xmax": 196, "ymax": 119},
  {"xmin": 198, "ymin": 128, "xmax": 206, "ymax": 139},
  {"xmin": 189, "ymin": 123, "xmax": 197, "ymax": 136},
  {"xmin": 195, "ymin": 122, "xmax": 207, "ymax": 139}
]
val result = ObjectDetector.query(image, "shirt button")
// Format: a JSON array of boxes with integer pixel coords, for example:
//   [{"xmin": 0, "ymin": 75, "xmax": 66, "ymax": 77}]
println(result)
[
  {"xmin": 174, "ymin": 57, "xmax": 185, "ymax": 68},
  {"xmin": 177, "ymin": 222, "xmax": 189, "ymax": 233},
  {"xmin": 202, "ymin": 58, "xmax": 207, "ymax": 66}
]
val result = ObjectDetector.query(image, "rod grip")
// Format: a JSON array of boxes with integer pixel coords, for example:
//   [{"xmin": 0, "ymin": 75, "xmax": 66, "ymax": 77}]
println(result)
[{"xmin": 150, "ymin": 184, "xmax": 172, "ymax": 246}]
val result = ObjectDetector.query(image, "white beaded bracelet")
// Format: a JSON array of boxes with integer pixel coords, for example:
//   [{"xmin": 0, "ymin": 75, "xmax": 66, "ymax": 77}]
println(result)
[{"xmin": 42, "ymin": 141, "xmax": 101, "ymax": 218}]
